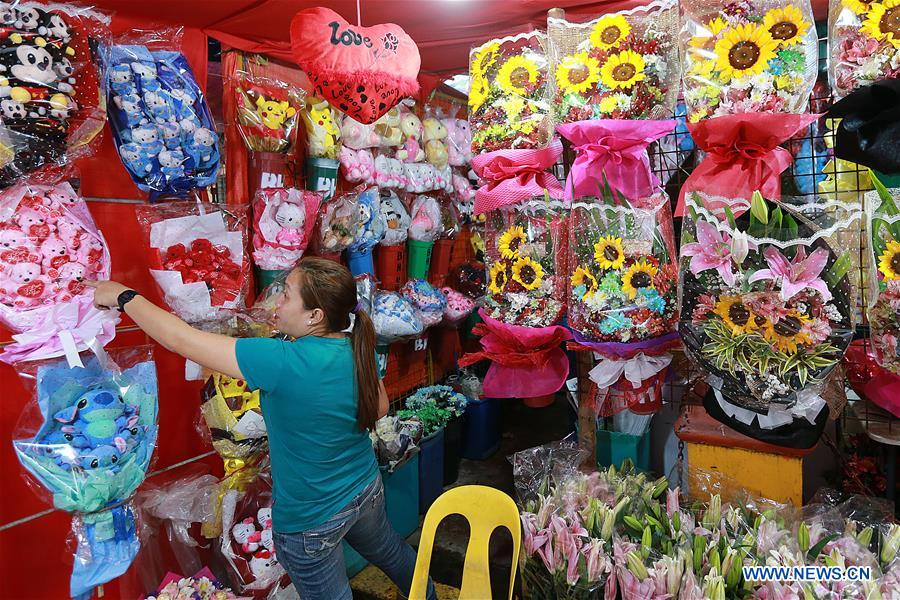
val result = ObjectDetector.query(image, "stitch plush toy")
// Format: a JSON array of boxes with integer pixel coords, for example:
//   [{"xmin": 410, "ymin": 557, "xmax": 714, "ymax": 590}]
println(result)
[
  {"xmin": 395, "ymin": 111, "xmax": 424, "ymax": 163},
  {"xmin": 52, "ymin": 389, "xmax": 138, "ymax": 450},
  {"xmin": 422, "ymin": 117, "xmax": 449, "ymax": 169}
]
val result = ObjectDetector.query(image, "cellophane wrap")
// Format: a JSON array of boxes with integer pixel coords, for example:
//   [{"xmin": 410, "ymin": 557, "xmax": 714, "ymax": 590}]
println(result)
[
  {"xmin": 400, "ymin": 278, "xmax": 447, "ymax": 329},
  {"xmin": 348, "ymin": 185, "xmax": 386, "ymax": 253},
  {"xmin": 232, "ymin": 72, "xmax": 303, "ymax": 153},
  {"xmin": 0, "ymin": 2, "xmax": 110, "ymax": 188},
  {"xmin": 469, "ymin": 32, "xmax": 553, "ymax": 154},
  {"xmin": 314, "ymin": 188, "xmax": 360, "ymax": 255},
  {"xmin": 105, "ymin": 33, "xmax": 219, "ymax": 198},
  {"xmin": 12, "ymin": 345, "xmax": 158, "ymax": 599},
  {"xmin": 373, "ymin": 290, "xmax": 424, "ymax": 344},
  {"xmin": 483, "ymin": 200, "xmax": 568, "ymax": 328},
  {"xmin": 251, "ymin": 187, "xmax": 321, "ymax": 271},
  {"xmin": 408, "ymin": 194, "xmax": 442, "ymax": 242},
  {"xmin": 679, "ymin": 192, "xmax": 859, "ymax": 417},
  {"xmin": 136, "ymin": 202, "xmax": 251, "ymax": 323},
  {"xmin": 301, "ymin": 96, "xmax": 341, "ymax": 159},
  {"xmin": 680, "ymin": 0, "xmax": 818, "ymax": 122},
  {"xmin": 866, "ymin": 185, "xmax": 900, "ymax": 376},
  {"xmin": 370, "ymin": 415, "xmax": 423, "ymax": 473},
  {"xmin": 200, "ymin": 371, "xmax": 268, "ymax": 471},
  {"xmin": 378, "ymin": 189, "xmax": 410, "ymax": 246},
  {"xmin": 546, "ymin": 0, "xmax": 679, "ymax": 123},
  {"xmin": 0, "ymin": 180, "xmax": 117, "ymax": 363},
  {"xmin": 829, "ymin": 0, "xmax": 900, "ymax": 99}
]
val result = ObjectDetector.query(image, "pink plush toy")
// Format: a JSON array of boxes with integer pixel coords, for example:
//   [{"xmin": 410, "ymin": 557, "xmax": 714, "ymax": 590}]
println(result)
[
  {"xmin": 340, "ymin": 114, "xmax": 380, "ymax": 150},
  {"xmin": 441, "ymin": 286, "xmax": 475, "ymax": 322},
  {"xmin": 40, "ymin": 236, "xmax": 71, "ymax": 278},
  {"xmin": 340, "ymin": 146, "xmax": 375, "ymax": 184},
  {"xmin": 2, "ymin": 262, "xmax": 51, "ymax": 308},
  {"xmin": 56, "ymin": 217, "xmax": 87, "ymax": 253},
  {"xmin": 16, "ymin": 209, "xmax": 50, "ymax": 242},
  {"xmin": 0, "ymin": 228, "xmax": 39, "ymax": 265},
  {"xmin": 444, "ymin": 118, "xmax": 472, "ymax": 167},
  {"xmin": 452, "ymin": 173, "xmax": 476, "ymax": 203}
]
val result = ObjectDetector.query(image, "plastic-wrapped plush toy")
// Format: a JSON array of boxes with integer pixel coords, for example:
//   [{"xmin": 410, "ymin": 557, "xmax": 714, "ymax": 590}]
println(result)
[
  {"xmin": 395, "ymin": 108, "xmax": 425, "ymax": 163},
  {"xmin": 200, "ymin": 372, "xmax": 268, "ymax": 472},
  {"xmin": 441, "ymin": 287, "xmax": 476, "ymax": 323},
  {"xmin": 314, "ymin": 189, "xmax": 361, "ymax": 256},
  {"xmin": 400, "ymin": 279, "xmax": 447, "ymax": 328},
  {"xmin": 372, "ymin": 291, "xmax": 424, "ymax": 344},
  {"xmin": 339, "ymin": 146, "xmax": 376, "ymax": 184},
  {"xmin": 379, "ymin": 189, "xmax": 410, "ymax": 246},
  {"xmin": 106, "ymin": 38, "xmax": 219, "ymax": 198},
  {"xmin": 233, "ymin": 75, "xmax": 302, "ymax": 153},
  {"xmin": 340, "ymin": 114, "xmax": 381, "ymax": 150},
  {"xmin": 347, "ymin": 186, "xmax": 386, "ymax": 276},
  {"xmin": 422, "ymin": 116, "xmax": 449, "ymax": 169},
  {"xmin": 300, "ymin": 96, "xmax": 341, "ymax": 160},
  {"xmin": 408, "ymin": 195, "xmax": 442, "ymax": 243},
  {"xmin": 0, "ymin": 181, "xmax": 117, "ymax": 363},
  {"xmin": 443, "ymin": 118, "xmax": 472, "ymax": 167},
  {"xmin": 373, "ymin": 106, "xmax": 403, "ymax": 147},
  {"xmin": 13, "ymin": 346, "xmax": 158, "ymax": 599},
  {"xmin": 251, "ymin": 188, "xmax": 321, "ymax": 271},
  {"xmin": 0, "ymin": 2, "xmax": 110, "ymax": 188}
]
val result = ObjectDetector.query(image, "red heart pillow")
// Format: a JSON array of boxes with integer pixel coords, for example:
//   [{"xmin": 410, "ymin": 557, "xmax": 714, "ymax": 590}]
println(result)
[{"xmin": 291, "ymin": 8, "xmax": 421, "ymax": 125}]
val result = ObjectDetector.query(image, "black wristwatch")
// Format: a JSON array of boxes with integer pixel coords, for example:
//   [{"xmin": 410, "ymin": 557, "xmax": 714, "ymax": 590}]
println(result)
[{"xmin": 117, "ymin": 289, "xmax": 140, "ymax": 313}]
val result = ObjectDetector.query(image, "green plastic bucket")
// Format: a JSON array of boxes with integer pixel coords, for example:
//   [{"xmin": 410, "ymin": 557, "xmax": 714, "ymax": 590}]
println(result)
[{"xmin": 407, "ymin": 239, "xmax": 434, "ymax": 280}]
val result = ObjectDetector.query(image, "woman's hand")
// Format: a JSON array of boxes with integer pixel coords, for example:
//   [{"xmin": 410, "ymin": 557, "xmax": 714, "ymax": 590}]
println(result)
[{"xmin": 85, "ymin": 280, "xmax": 131, "ymax": 311}]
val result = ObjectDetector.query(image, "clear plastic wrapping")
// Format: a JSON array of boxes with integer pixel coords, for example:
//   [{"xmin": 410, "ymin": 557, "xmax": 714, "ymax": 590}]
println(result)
[
  {"xmin": 251, "ymin": 187, "xmax": 321, "ymax": 271},
  {"xmin": 200, "ymin": 371, "xmax": 268, "ymax": 468},
  {"xmin": 680, "ymin": 0, "xmax": 818, "ymax": 121},
  {"xmin": 314, "ymin": 187, "xmax": 360, "ymax": 255},
  {"xmin": 400, "ymin": 278, "xmax": 447, "ymax": 329},
  {"xmin": 370, "ymin": 415, "xmax": 423, "ymax": 473},
  {"xmin": 348, "ymin": 185, "xmax": 385, "ymax": 253},
  {"xmin": 440, "ymin": 286, "xmax": 475, "ymax": 323},
  {"xmin": 408, "ymin": 194, "xmax": 442, "ymax": 242},
  {"xmin": 232, "ymin": 71, "xmax": 303, "ymax": 154},
  {"xmin": 300, "ymin": 96, "xmax": 341, "ymax": 160},
  {"xmin": 829, "ymin": 0, "xmax": 900, "ymax": 99},
  {"xmin": 865, "ymin": 185, "xmax": 900, "ymax": 375},
  {"xmin": 546, "ymin": 0, "xmax": 680, "ymax": 123},
  {"xmin": 372, "ymin": 290, "xmax": 424, "ymax": 344},
  {"xmin": 443, "ymin": 116, "xmax": 472, "ymax": 167},
  {"xmin": 378, "ymin": 189, "xmax": 410, "ymax": 246}
]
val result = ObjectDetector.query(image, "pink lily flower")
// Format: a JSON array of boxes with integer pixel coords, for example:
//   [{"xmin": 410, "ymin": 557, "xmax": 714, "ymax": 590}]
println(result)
[
  {"xmin": 583, "ymin": 538, "xmax": 610, "ymax": 583},
  {"xmin": 666, "ymin": 488, "xmax": 680, "ymax": 518},
  {"xmin": 618, "ymin": 567, "xmax": 655, "ymax": 600},
  {"xmin": 566, "ymin": 545, "xmax": 582, "ymax": 586},
  {"xmin": 682, "ymin": 220, "xmax": 738, "ymax": 286},
  {"xmin": 748, "ymin": 246, "xmax": 832, "ymax": 302}
]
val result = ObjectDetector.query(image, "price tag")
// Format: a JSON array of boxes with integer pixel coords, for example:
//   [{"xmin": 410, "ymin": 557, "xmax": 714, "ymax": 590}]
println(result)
[
  {"xmin": 413, "ymin": 336, "xmax": 428, "ymax": 352},
  {"xmin": 376, "ymin": 351, "xmax": 388, "ymax": 376}
]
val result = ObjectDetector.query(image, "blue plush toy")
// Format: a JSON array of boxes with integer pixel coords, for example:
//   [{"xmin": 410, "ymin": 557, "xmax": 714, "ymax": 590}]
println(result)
[
  {"xmin": 109, "ymin": 64, "xmax": 135, "ymax": 97},
  {"xmin": 131, "ymin": 124, "xmax": 163, "ymax": 157},
  {"xmin": 158, "ymin": 148, "xmax": 186, "ymax": 180},
  {"xmin": 143, "ymin": 89, "xmax": 177, "ymax": 125},
  {"xmin": 120, "ymin": 142, "xmax": 154, "ymax": 175},
  {"xmin": 113, "ymin": 93, "xmax": 146, "ymax": 128},
  {"xmin": 130, "ymin": 60, "xmax": 158, "ymax": 89},
  {"xmin": 157, "ymin": 121, "xmax": 181, "ymax": 150},
  {"xmin": 184, "ymin": 127, "xmax": 219, "ymax": 170},
  {"xmin": 53, "ymin": 389, "xmax": 139, "ymax": 452}
]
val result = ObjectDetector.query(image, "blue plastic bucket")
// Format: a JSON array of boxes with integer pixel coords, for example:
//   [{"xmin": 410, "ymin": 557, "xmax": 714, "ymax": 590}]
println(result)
[
  {"xmin": 346, "ymin": 246, "xmax": 375, "ymax": 277},
  {"xmin": 417, "ymin": 429, "xmax": 445, "ymax": 513},
  {"xmin": 461, "ymin": 398, "xmax": 501, "ymax": 460}
]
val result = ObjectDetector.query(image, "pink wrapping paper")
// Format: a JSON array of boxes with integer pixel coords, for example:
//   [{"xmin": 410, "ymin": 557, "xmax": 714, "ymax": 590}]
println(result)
[
  {"xmin": 471, "ymin": 140, "xmax": 564, "ymax": 214},
  {"xmin": 556, "ymin": 120, "xmax": 676, "ymax": 200}
]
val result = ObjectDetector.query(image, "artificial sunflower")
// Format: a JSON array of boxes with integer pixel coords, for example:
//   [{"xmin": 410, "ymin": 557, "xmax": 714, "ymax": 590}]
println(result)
[
  {"xmin": 763, "ymin": 311, "xmax": 812, "ymax": 353},
  {"xmin": 498, "ymin": 226, "xmax": 527, "ymax": 258},
  {"xmin": 468, "ymin": 75, "xmax": 490, "ymax": 113},
  {"xmin": 571, "ymin": 266, "xmax": 598, "ymax": 298},
  {"xmin": 488, "ymin": 262, "xmax": 508, "ymax": 294},
  {"xmin": 590, "ymin": 14, "xmax": 631, "ymax": 50},
  {"xmin": 688, "ymin": 57, "xmax": 719, "ymax": 81},
  {"xmin": 713, "ymin": 296, "xmax": 758, "ymax": 336},
  {"xmin": 843, "ymin": 0, "xmax": 880, "ymax": 15},
  {"xmin": 497, "ymin": 55, "xmax": 540, "ymax": 95},
  {"xmin": 714, "ymin": 23, "xmax": 779, "ymax": 80},
  {"xmin": 511, "ymin": 257, "xmax": 545, "ymax": 290},
  {"xmin": 501, "ymin": 96, "xmax": 527, "ymax": 119},
  {"xmin": 762, "ymin": 5, "xmax": 810, "ymax": 47},
  {"xmin": 594, "ymin": 236, "xmax": 626, "ymax": 270},
  {"xmin": 600, "ymin": 50, "xmax": 646, "ymax": 90},
  {"xmin": 621, "ymin": 260, "xmax": 658, "ymax": 299},
  {"xmin": 471, "ymin": 42, "xmax": 500, "ymax": 80},
  {"xmin": 556, "ymin": 52, "xmax": 601, "ymax": 95},
  {"xmin": 598, "ymin": 94, "xmax": 623, "ymax": 113},
  {"xmin": 689, "ymin": 16, "xmax": 730, "ymax": 47},
  {"xmin": 878, "ymin": 240, "xmax": 900, "ymax": 280},
  {"xmin": 862, "ymin": 0, "xmax": 900, "ymax": 48}
]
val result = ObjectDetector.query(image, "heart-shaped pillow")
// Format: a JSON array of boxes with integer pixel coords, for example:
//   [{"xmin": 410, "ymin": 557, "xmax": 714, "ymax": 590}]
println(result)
[{"xmin": 291, "ymin": 7, "xmax": 421, "ymax": 125}]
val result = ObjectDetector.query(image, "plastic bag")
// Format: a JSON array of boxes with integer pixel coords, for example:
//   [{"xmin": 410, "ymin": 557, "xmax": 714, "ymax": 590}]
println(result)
[
  {"xmin": 546, "ymin": 0, "xmax": 680, "ymax": 123},
  {"xmin": 340, "ymin": 113, "xmax": 380, "ymax": 150},
  {"xmin": 340, "ymin": 146, "xmax": 375, "ymax": 184},
  {"xmin": 372, "ymin": 290, "xmax": 424, "ymax": 344},
  {"xmin": 0, "ymin": 180, "xmax": 117, "ymax": 363},
  {"xmin": 12, "ymin": 345, "xmax": 158, "ymax": 599},
  {"xmin": 400, "ymin": 279, "xmax": 447, "ymax": 329},
  {"xmin": 0, "ymin": 1, "xmax": 110, "ymax": 188},
  {"xmin": 408, "ymin": 194, "xmax": 442, "ymax": 242},
  {"xmin": 866, "ymin": 185, "xmax": 900, "ymax": 375},
  {"xmin": 422, "ymin": 113, "xmax": 449, "ymax": 170},
  {"xmin": 233, "ymin": 72, "xmax": 303, "ymax": 153},
  {"xmin": 136, "ymin": 202, "xmax": 251, "ymax": 323},
  {"xmin": 678, "ymin": 192, "xmax": 859, "ymax": 418},
  {"xmin": 440, "ymin": 287, "xmax": 475, "ymax": 323},
  {"xmin": 105, "ymin": 33, "xmax": 219, "ymax": 198},
  {"xmin": 483, "ymin": 200, "xmax": 568, "ymax": 327},
  {"xmin": 370, "ymin": 415, "xmax": 423, "ymax": 473},
  {"xmin": 349, "ymin": 186, "xmax": 386, "ymax": 253},
  {"xmin": 314, "ymin": 189, "xmax": 360, "ymax": 255},
  {"xmin": 680, "ymin": 0, "xmax": 818, "ymax": 122},
  {"xmin": 378, "ymin": 189, "xmax": 410, "ymax": 246},
  {"xmin": 251, "ymin": 188, "xmax": 321, "ymax": 271},
  {"xmin": 829, "ymin": 0, "xmax": 900, "ymax": 99},
  {"xmin": 469, "ymin": 32, "xmax": 553, "ymax": 154},
  {"xmin": 300, "ymin": 96, "xmax": 341, "ymax": 160}
]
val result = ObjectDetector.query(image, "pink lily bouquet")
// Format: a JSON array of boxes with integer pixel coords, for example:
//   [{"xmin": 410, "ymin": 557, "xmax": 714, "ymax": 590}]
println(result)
[
  {"xmin": 829, "ymin": 0, "xmax": 900, "ymax": 98},
  {"xmin": 679, "ymin": 191, "xmax": 858, "ymax": 412},
  {"xmin": 866, "ymin": 184, "xmax": 900, "ymax": 375}
]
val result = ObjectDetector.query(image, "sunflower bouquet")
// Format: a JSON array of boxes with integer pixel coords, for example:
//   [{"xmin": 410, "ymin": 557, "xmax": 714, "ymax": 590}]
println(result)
[
  {"xmin": 679, "ymin": 191, "xmax": 859, "ymax": 414},
  {"xmin": 547, "ymin": 0, "xmax": 680, "ymax": 123},
  {"xmin": 483, "ymin": 201, "xmax": 568, "ymax": 327},
  {"xmin": 866, "ymin": 184, "xmax": 900, "ymax": 375},
  {"xmin": 469, "ymin": 33, "xmax": 554, "ymax": 154},
  {"xmin": 830, "ymin": 0, "xmax": 900, "ymax": 98},
  {"xmin": 680, "ymin": 0, "xmax": 818, "ymax": 122}
]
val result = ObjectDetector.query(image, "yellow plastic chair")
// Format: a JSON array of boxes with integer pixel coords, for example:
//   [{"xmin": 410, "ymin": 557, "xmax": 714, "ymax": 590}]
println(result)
[{"xmin": 408, "ymin": 485, "xmax": 521, "ymax": 600}]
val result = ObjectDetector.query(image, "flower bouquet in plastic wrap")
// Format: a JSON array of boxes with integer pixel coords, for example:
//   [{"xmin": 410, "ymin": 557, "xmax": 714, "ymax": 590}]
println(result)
[
  {"xmin": 146, "ymin": 568, "xmax": 241, "ymax": 600},
  {"xmin": 346, "ymin": 186, "xmax": 385, "ymax": 276},
  {"xmin": 136, "ymin": 202, "xmax": 250, "ymax": 323},
  {"xmin": 829, "ymin": 0, "xmax": 900, "ymax": 99},
  {"xmin": 469, "ymin": 32, "xmax": 553, "ymax": 154},
  {"xmin": 679, "ymin": 191, "xmax": 860, "ymax": 446},
  {"xmin": 312, "ymin": 187, "xmax": 360, "ymax": 261},
  {"xmin": 0, "ymin": 181, "xmax": 117, "ymax": 363},
  {"xmin": 13, "ymin": 346, "xmax": 158, "ymax": 599},
  {"xmin": 547, "ymin": 0, "xmax": 680, "ymax": 123},
  {"xmin": 251, "ymin": 187, "xmax": 321, "ymax": 289},
  {"xmin": 568, "ymin": 186, "xmax": 680, "ymax": 416}
]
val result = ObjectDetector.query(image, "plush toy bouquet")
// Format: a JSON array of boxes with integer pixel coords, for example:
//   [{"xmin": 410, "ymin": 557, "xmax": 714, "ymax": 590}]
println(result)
[
  {"xmin": 407, "ymin": 194, "xmax": 442, "ymax": 279},
  {"xmin": 251, "ymin": 187, "xmax": 321, "ymax": 272},
  {"xmin": 347, "ymin": 186, "xmax": 386, "ymax": 276},
  {"xmin": 379, "ymin": 189, "xmax": 411, "ymax": 247},
  {"xmin": 679, "ymin": 191, "xmax": 859, "ymax": 443},
  {"xmin": 0, "ymin": 2, "xmax": 109, "ymax": 188},
  {"xmin": 313, "ymin": 187, "xmax": 360, "ymax": 259},
  {"xmin": 200, "ymin": 371, "xmax": 268, "ymax": 475},
  {"xmin": 234, "ymin": 73, "xmax": 303, "ymax": 154},
  {"xmin": 106, "ymin": 35, "xmax": 219, "ymax": 198},
  {"xmin": 400, "ymin": 278, "xmax": 447, "ymax": 329},
  {"xmin": 13, "ymin": 346, "xmax": 158, "ymax": 599},
  {"xmin": 829, "ymin": 0, "xmax": 900, "ymax": 98},
  {"xmin": 339, "ymin": 113, "xmax": 380, "ymax": 185},
  {"xmin": 301, "ymin": 96, "xmax": 341, "ymax": 200},
  {"xmin": 0, "ymin": 181, "xmax": 117, "ymax": 363},
  {"xmin": 136, "ymin": 202, "xmax": 250, "ymax": 323},
  {"xmin": 372, "ymin": 290, "xmax": 424, "ymax": 345}
]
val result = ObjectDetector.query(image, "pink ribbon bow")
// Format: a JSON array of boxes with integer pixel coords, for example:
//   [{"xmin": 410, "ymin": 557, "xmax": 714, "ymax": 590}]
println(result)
[
  {"xmin": 471, "ymin": 140, "xmax": 564, "ymax": 214},
  {"xmin": 557, "ymin": 120, "xmax": 676, "ymax": 200}
]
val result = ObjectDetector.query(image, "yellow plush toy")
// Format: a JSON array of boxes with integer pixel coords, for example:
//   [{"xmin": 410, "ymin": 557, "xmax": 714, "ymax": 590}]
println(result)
[
  {"xmin": 302, "ymin": 97, "xmax": 341, "ymax": 159},
  {"xmin": 255, "ymin": 95, "xmax": 296, "ymax": 131}
]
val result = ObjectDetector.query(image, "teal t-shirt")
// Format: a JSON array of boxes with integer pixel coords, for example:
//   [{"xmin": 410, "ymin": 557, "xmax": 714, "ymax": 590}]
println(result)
[{"xmin": 235, "ymin": 335, "xmax": 378, "ymax": 534}]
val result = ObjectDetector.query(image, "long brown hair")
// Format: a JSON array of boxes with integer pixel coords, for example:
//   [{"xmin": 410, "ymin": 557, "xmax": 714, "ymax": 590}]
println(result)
[{"xmin": 295, "ymin": 257, "xmax": 380, "ymax": 431}]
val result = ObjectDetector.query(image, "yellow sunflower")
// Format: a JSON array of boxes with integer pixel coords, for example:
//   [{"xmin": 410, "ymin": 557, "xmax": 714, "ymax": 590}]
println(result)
[
  {"xmin": 621, "ymin": 260, "xmax": 659, "ymax": 299},
  {"xmin": 571, "ymin": 266, "xmax": 598, "ymax": 298},
  {"xmin": 713, "ymin": 296, "xmax": 758, "ymax": 336},
  {"xmin": 763, "ymin": 311, "xmax": 812, "ymax": 354},
  {"xmin": 600, "ymin": 50, "xmax": 646, "ymax": 90},
  {"xmin": 511, "ymin": 257, "xmax": 545, "ymax": 291},
  {"xmin": 762, "ymin": 5, "xmax": 810, "ymax": 47},
  {"xmin": 878, "ymin": 240, "xmax": 900, "ymax": 280},
  {"xmin": 593, "ymin": 236, "xmax": 626, "ymax": 270},
  {"xmin": 590, "ymin": 14, "xmax": 631, "ymax": 50},
  {"xmin": 468, "ymin": 74, "xmax": 490, "ymax": 113},
  {"xmin": 497, "ymin": 55, "xmax": 540, "ymax": 95},
  {"xmin": 488, "ymin": 262, "xmax": 508, "ymax": 294},
  {"xmin": 598, "ymin": 94, "xmax": 623, "ymax": 113},
  {"xmin": 501, "ymin": 96, "xmax": 527, "ymax": 119},
  {"xmin": 688, "ymin": 58, "xmax": 719, "ymax": 81},
  {"xmin": 714, "ymin": 23, "xmax": 779, "ymax": 80},
  {"xmin": 862, "ymin": 0, "xmax": 900, "ymax": 48},
  {"xmin": 471, "ymin": 42, "xmax": 500, "ymax": 80},
  {"xmin": 689, "ymin": 16, "xmax": 730, "ymax": 47},
  {"xmin": 843, "ymin": 0, "xmax": 880, "ymax": 15},
  {"xmin": 556, "ymin": 52, "xmax": 601, "ymax": 95},
  {"xmin": 498, "ymin": 226, "xmax": 526, "ymax": 258}
]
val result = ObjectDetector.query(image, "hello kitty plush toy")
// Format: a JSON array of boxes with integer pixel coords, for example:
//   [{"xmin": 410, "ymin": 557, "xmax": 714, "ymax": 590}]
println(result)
[
  {"xmin": 158, "ymin": 122, "xmax": 181, "ymax": 150},
  {"xmin": 232, "ymin": 518, "xmax": 262, "ymax": 554},
  {"xmin": 119, "ymin": 143, "xmax": 154, "ymax": 176},
  {"xmin": 186, "ymin": 127, "xmax": 219, "ymax": 170},
  {"xmin": 114, "ymin": 93, "xmax": 146, "ymax": 128},
  {"xmin": 374, "ymin": 154, "xmax": 393, "ymax": 188},
  {"xmin": 260, "ymin": 528, "xmax": 274, "ymax": 552},
  {"xmin": 395, "ymin": 112, "xmax": 424, "ymax": 163},
  {"xmin": 388, "ymin": 157, "xmax": 406, "ymax": 190},
  {"xmin": 274, "ymin": 201, "xmax": 305, "ymax": 249},
  {"xmin": 131, "ymin": 125, "xmax": 163, "ymax": 157},
  {"xmin": 257, "ymin": 507, "xmax": 272, "ymax": 530},
  {"xmin": 249, "ymin": 550, "xmax": 279, "ymax": 579}
]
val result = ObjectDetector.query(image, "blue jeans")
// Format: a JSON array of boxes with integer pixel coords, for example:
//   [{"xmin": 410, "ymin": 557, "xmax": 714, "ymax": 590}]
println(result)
[{"xmin": 273, "ymin": 475, "xmax": 437, "ymax": 600}]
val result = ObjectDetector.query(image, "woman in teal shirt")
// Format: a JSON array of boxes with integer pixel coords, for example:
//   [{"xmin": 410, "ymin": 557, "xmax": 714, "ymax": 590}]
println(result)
[{"xmin": 89, "ymin": 258, "xmax": 435, "ymax": 600}]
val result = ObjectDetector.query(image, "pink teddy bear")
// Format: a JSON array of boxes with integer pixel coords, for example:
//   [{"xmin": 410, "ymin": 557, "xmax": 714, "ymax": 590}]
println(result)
[
  {"xmin": 15, "ymin": 209, "xmax": 50, "ymax": 243},
  {"xmin": 56, "ymin": 217, "xmax": 86, "ymax": 254},
  {"xmin": 340, "ymin": 147, "xmax": 375, "ymax": 184},
  {"xmin": 40, "ymin": 236, "xmax": 71, "ymax": 278},
  {"xmin": 55, "ymin": 262, "xmax": 87, "ymax": 302},
  {"xmin": 2, "ymin": 262, "xmax": 51, "ymax": 308},
  {"xmin": 0, "ymin": 228, "xmax": 39, "ymax": 265},
  {"xmin": 444, "ymin": 118, "xmax": 472, "ymax": 167}
]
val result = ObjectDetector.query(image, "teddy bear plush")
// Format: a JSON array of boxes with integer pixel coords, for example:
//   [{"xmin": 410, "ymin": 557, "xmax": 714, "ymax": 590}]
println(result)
[
  {"xmin": 339, "ymin": 146, "xmax": 375, "ymax": 184},
  {"xmin": 373, "ymin": 106, "xmax": 403, "ymax": 147},
  {"xmin": 422, "ymin": 117, "xmax": 449, "ymax": 169},
  {"xmin": 340, "ymin": 114, "xmax": 380, "ymax": 150},
  {"xmin": 444, "ymin": 118, "xmax": 472, "ymax": 166},
  {"xmin": 395, "ymin": 111, "xmax": 424, "ymax": 163}
]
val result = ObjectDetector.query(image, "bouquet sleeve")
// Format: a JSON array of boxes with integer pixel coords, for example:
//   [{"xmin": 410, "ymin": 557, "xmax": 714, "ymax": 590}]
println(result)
[
  {"xmin": 865, "ymin": 184, "xmax": 900, "ymax": 377},
  {"xmin": 232, "ymin": 72, "xmax": 303, "ymax": 154},
  {"xmin": 251, "ymin": 188, "xmax": 321, "ymax": 271},
  {"xmin": 372, "ymin": 290, "xmax": 424, "ymax": 344},
  {"xmin": 313, "ymin": 188, "xmax": 361, "ymax": 255},
  {"xmin": 829, "ymin": 0, "xmax": 900, "ymax": 99}
]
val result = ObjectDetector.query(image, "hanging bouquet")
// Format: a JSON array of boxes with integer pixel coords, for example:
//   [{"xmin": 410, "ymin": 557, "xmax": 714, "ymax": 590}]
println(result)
[
  {"xmin": 200, "ymin": 372, "xmax": 268, "ymax": 473},
  {"xmin": 441, "ymin": 287, "xmax": 476, "ymax": 323},
  {"xmin": 251, "ymin": 188, "xmax": 321, "ymax": 271},
  {"xmin": 300, "ymin": 96, "xmax": 341, "ymax": 160},
  {"xmin": 469, "ymin": 32, "xmax": 553, "ymax": 154},
  {"xmin": 379, "ymin": 189, "xmax": 411, "ymax": 246},
  {"xmin": 546, "ymin": 0, "xmax": 680, "ymax": 123},
  {"xmin": 347, "ymin": 186, "xmax": 385, "ymax": 276},
  {"xmin": 829, "ymin": 0, "xmax": 900, "ymax": 98},
  {"xmin": 396, "ymin": 385, "xmax": 467, "ymax": 437},
  {"xmin": 372, "ymin": 291, "xmax": 424, "ymax": 344},
  {"xmin": 400, "ymin": 279, "xmax": 447, "ymax": 329},
  {"xmin": 866, "ymin": 182, "xmax": 900, "ymax": 375},
  {"xmin": 680, "ymin": 0, "xmax": 817, "ymax": 122},
  {"xmin": 313, "ymin": 189, "xmax": 360, "ymax": 256},
  {"xmin": 679, "ymin": 191, "xmax": 858, "ymax": 419},
  {"xmin": 234, "ymin": 75, "xmax": 303, "ymax": 153}
]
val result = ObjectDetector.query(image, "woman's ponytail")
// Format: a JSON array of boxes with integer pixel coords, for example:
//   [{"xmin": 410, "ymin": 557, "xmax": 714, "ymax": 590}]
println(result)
[{"xmin": 351, "ymin": 308, "xmax": 380, "ymax": 431}]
